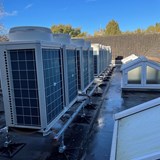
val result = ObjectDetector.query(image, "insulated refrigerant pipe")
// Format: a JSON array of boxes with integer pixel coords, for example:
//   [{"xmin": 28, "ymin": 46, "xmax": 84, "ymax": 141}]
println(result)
[
  {"xmin": 53, "ymin": 99, "xmax": 89, "ymax": 140},
  {"xmin": 53, "ymin": 83, "xmax": 97, "ymax": 140}
]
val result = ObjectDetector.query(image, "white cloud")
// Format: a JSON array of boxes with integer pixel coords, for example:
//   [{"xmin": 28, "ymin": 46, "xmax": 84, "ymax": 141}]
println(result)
[
  {"xmin": 25, "ymin": 3, "xmax": 33, "ymax": 10},
  {"xmin": 0, "ymin": 3, "xmax": 18, "ymax": 18},
  {"xmin": 0, "ymin": 10, "xmax": 18, "ymax": 18}
]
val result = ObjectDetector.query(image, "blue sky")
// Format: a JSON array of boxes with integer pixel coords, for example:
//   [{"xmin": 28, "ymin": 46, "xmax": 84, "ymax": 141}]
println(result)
[{"xmin": 1, "ymin": 0, "xmax": 160, "ymax": 35}]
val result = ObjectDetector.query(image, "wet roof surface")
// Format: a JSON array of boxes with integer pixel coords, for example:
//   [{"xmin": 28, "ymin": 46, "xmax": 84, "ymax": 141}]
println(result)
[
  {"xmin": 85, "ymin": 67, "xmax": 160, "ymax": 160},
  {"xmin": 0, "ymin": 66, "xmax": 159, "ymax": 160}
]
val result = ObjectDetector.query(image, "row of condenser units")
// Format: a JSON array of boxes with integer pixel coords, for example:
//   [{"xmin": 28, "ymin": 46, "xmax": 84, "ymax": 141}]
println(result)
[{"xmin": 0, "ymin": 26, "xmax": 112, "ymax": 134}]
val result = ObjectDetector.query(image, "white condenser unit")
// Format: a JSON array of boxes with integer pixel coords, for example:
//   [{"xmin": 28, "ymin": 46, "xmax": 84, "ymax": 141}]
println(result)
[
  {"xmin": 52, "ymin": 34, "xmax": 78, "ymax": 106},
  {"xmin": 71, "ymin": 39, "xmax": 94, "ymax": 93},
  {"xmin": 89, "ymin": 44, "xmax": 94, "ymax": 83},
  {"xmin": 0, "ymin": 70, "xmax": 4, "ymax": 112},
  {"xmin": 92, "ymin": 44, "xmax": 112, "ymax": 76},
  {"xmin": 105, "ymin": 46, "xmax": 112, "ymax": 67},
  {"xmin": 0, "ymin": 70, "xmax": 1, "ymax": 89},
  {"xmin": 92, "ymin": 43, "xmax": 103, "ymax": 76},
  {"xmin": 0, "ymin": 26, "xmax": 75, "ymax": 134},
  {"xmin": 102, "ymin": 45, "xmax": 111, "ymax": 71},
  {"xmin": 85, "ymin": 41, "xmax": 94, "ymax": 85}
]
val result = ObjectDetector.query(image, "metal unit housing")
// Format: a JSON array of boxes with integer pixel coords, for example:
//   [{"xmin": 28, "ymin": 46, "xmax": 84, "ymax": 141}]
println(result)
[
  {"xmin": 92, "ymin": 44, "xmax": 112, "ymax": 76},
  {"xmin": 0, "ymin": 27, "xmax": 78, "ymax": 134},
  {"xmin": 53, "ymin": 34, "xmax": 78, "ymax": 106},
  {"xmin": 71, "ymin": 39, "xmax": 94, "ymax": 93}
]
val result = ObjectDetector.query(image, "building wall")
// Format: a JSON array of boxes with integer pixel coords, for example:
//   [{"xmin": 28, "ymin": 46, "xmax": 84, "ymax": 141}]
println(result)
[{"xmin": 87, "ymin": 33, "xmax": 160, "ymax": 59}]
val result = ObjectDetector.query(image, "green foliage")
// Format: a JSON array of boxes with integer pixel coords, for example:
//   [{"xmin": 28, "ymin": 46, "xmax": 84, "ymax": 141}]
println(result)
[
  {"xmin": 146, "ymin": 23, "xmax": 160, "ymax": 33},
  {"xmin": 134, "ymin": 28, "xmax": 144, "ymax": 34},
  {"xmin": 93, "ymin": 20, "xmax": 160, "ymax": 37},
  {"xmin": 76, "ymin": 32, "xmax": 87, "ymax": 37},
  {"xmin": 94, "ymin": 29, "xmax": 105, "ymax": 36},
  {"xmin": 0, "ymin": 24, "xmax": 8, "ymax": 41},
  {"xmin": 122, "ymin": 23, "xmax": 160, "ymax": 34},
  {"xmin": 105, "ymin": 20, "xmax": 121, "ymax": 35},
  {"xmin": 51, "ymin": 24, "xmax": 87, "ymax": 37}
]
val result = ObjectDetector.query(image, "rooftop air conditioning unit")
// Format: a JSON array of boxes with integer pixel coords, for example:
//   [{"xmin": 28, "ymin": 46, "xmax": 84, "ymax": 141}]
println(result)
[
  {"xmin": 9, "ymin": 26, "xmax": 54, "ymax": 42},
  {"xmin": 0, "ymin": 70, "xmax": 1, "ymax": 89},
  {"xmin": 0, "ymin": 26, "xmax": 73, "ymax": 134},
  {"xmin": 105, "ymin": 46, "xmax": 112, "ymax": 67},
  {"xmin": 101, "ymin": 45, "xmax": 111, "ymax": 71},
  {"xmin": 53, "ymin": 34, "xmax": 78, "ymax": 105},
  {"xmin": 0, "ymin": 70, "xmax": 4, "ymax": 112},
  {"xmin": 87, "ymin": 41, "xmax": 94, "ymax": 84},
  {"xmin": 91, "ymin": 43, "xmax": 103, "ymax": 76},
  {"xmin": 71, "ymin": 39, "xmax": 94, "ymax": 93}
]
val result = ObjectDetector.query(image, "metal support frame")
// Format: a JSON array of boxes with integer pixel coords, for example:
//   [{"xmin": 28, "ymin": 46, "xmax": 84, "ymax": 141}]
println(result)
[
  {"xmin": 58, "ymin": 133, "xmax": 66, "ymax": 153},
  {"xmin": 51, "ymin": 83, "xmax": 98, "ymax": 153},
  {"xmin": 53, "ymin": 99, "xmax": 88, "ymax": 141},
  {"xmin": 0, "ymin": 126, "xmax": 11, "ymax": 147},
  {"xmin": 81, "ymin": 105, "xmax": 86, "ymax": 117},
  {"xmin": 0, "ymin": 126, "xmax": 25, "ymax": 158}
]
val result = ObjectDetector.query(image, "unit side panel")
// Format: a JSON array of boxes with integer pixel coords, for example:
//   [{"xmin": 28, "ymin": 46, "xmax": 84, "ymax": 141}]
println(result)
[
  {"xmin": 94, "ymin": 54, "xmax": 98, "ymax": 75},
  {"xmin": 76, "ymin": 50, "xmax": 81, "ymax": 90},
  {"xmin": 83, "ymin": 50, "xmax": 89, "ymax": 88},
  {"xmin": 66, "ymin": 49, "xmax": 78, "ymax": 103},
  {"xmin": 42, "ymin": 49, "xmax": 64, "ymax": 124},
  {"xmin": 89, "ymin": 50, "xmax": 94, "ymax": 82},
  {"xmin": 0, "ymin": 48, "xmax": 14, "ymax": 126},
  {"xmin": 99, "ymin": 50, "xmax": 102, "ymax": 73},
  {"xmin": 9, "ymin": 49, "xmax": 40, "ymax": 126}
]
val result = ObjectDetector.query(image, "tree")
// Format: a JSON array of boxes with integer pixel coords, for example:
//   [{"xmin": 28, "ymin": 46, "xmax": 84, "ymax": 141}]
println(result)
[
  {"xmin": 122, "ymin": 30, "xmax": 133, "ymax": 35},
  {"xmin": 0, "ymin": 24, "xmax": 8, "ymax": 41},
  {"xmin": 94, "ymin": 29, "xmax": 105, "ymax": 36},
  {"xmin": 146, "ymin": 23, "xmax": 160, "ymax": 33},
  {"xmin": 105, "ymin": 20, "xmax": 121, "ymax": 35},
  {"xmin": 0, "ymin": 4, "xmax": 8, "ymax": 41},
  {"xmin": 76, "ymin": 32, "xmax": 87, "ymax": 38},
  {"xmin": 51, "ymin": 24, "xmax": 87, "ymax": 37},
  {"xmin": 134, "ymin": 28, "xmax": 144, "ymax": 34}
]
